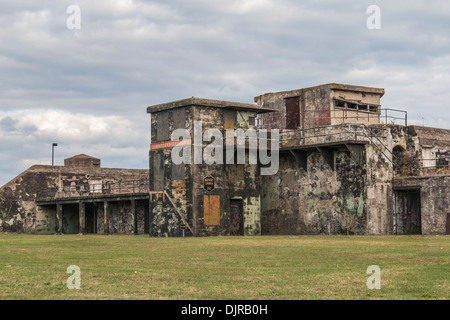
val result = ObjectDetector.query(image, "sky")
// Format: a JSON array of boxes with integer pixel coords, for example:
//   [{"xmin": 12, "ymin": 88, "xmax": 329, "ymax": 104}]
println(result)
[{"xmin": 1, "ymin": 0, "xmax": 449, "ymax": 186}]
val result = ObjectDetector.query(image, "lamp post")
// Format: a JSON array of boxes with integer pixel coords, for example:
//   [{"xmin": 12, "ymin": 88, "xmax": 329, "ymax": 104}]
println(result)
[{"xmin": 52, "ymin": 143, "xmax": 58, "ymax": 166}]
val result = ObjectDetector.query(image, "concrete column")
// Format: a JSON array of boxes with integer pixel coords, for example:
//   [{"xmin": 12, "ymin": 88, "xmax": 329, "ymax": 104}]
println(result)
[
  {"xmin": 56, "ymin": 203, "xmax": 62, "ymax": 234},
  {"xmin": 104, "ymin": 201, "xmax": 110, "ymax": 234},
  {"xmin": 131, "ymin": 199, "xmax": 136, "ymax": 234},
  {"xmin": 79, "ymin": 201, "xmax": 85, "ymax": 234}
]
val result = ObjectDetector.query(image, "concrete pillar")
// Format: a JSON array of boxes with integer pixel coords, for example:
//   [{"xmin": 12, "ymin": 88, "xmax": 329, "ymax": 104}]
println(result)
[
  {"xmin": 79, "ymin": 201, "xmax": 85, "ymax": 234},
  {"xmin": 104, "ymin": 201, "xmax": 110, "ymax": 234},
  {"xmin": 131, "ymin": 199, "xmax": 136, "ymax": 234},
  {"xmin": 56, "ymin": 203, "xmax": 62, "ymax": 234}
]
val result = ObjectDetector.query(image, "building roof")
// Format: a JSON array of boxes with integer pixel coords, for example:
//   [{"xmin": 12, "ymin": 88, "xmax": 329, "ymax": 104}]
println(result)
[
  {"xmin": 254, "ymin": 83, "xmax": 385, "ymax": 102},
  {"xmin": 64, "ymin": 154, "xmax": 100, "ymax": 161},
  {"xmin": 147, "ymin": 97, "xmax": 278, "ymax": 114}
]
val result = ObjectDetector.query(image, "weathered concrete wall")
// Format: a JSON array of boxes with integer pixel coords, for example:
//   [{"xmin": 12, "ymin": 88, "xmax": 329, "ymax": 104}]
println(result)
[
  {"xmin": 393, "ymin": 175, "xmax": 450, "ymax": 235},
  {"xmin": 330, "ymin": 89, "xmax": 381, "ymax": 125},
  {"xmin": 149, "ymin": 106, "xmax": 194, "ymax": 237},
  {"xmin": 261, "ymin": 123, "xmax": 450, "ymax": 236},
  {"xmin": 255, "ymin": 83, "xmax": 384, "ymax": 130},
  {"xmin": 191, "ymin": 106, "xmax": 261, "ymax": 236},
  {"xmin": 261, "ymin": 147, "xmax": 367, "ymax": 235},
  {"xmin": 261, "ymin": 152, "xmax": 302, "ymax": 234},
  {"xmin": 148, "ymin": 102, "xmax": 262, "ymax": 237},
  {"xmin": 255, "ymin": 86, "xmax": 331, "ymax": 130}
]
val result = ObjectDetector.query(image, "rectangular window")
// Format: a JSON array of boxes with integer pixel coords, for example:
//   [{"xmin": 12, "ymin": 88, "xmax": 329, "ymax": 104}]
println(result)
[{"xmin": 334, "ymin": 99, "xmax": 378, "ymax": 114}]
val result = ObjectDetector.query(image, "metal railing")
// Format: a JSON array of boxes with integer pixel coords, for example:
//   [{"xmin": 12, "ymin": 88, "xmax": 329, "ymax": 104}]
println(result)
[
  {"xmin": 37, "ymin": 179, "xmax": 149, "ymax": 201},
  {"xmin": 257, "ymin": 108, "xmax": 408, "ymax": 127},
  {"xmin": 417, "ymin": 157, "xmax": 450, "ymax": 176},
  {"xmin": 380, "ymin": 108, "xmax": 408, "ymax": 126}
]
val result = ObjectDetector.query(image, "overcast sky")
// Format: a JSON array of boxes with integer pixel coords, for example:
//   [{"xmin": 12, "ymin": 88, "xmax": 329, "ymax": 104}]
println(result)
[{"xmin": 1, "ymin": 0, "xmax": 449, "ymax": 185}]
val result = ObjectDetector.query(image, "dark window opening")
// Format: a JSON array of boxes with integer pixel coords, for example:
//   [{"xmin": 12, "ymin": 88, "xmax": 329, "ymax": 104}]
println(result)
[
  {"xmin": 359, "ymin": 104, "xmax": 368, "ymax": 111},
  {"xmin": 335, "ymin": 100, "xmax": 346, "ymax": 108},
  {"xmin": 334, "ymin": 99, "xmax": 379, "ymax": 114},
  {"xmin": 369, "ymin": 105, "xmax": 378, "ymax": 113}
]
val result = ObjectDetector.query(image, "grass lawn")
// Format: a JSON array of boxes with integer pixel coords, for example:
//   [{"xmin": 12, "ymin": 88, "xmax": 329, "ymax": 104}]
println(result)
[{"xmin": 0, "ymin": 234, "xmax": 448, "ymax": 300}]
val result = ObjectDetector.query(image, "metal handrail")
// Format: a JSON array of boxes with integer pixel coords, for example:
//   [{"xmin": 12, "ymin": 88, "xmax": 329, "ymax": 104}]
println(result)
[{"xmin": 37, "ymin": 179, "xmax": 150, "ymax": 200}]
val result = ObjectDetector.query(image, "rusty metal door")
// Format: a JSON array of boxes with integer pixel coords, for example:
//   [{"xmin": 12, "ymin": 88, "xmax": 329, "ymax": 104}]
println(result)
[
  {"xmin": 394, "ymin": 190, "xmax": 421, "ymax": 235},
  {"xmin": 230, "ymin": 199, "xmax": 243, "ymax": 236},
  {"xmin": 285, "ymin": 96, "xmax": 300, "ymax": 129}
]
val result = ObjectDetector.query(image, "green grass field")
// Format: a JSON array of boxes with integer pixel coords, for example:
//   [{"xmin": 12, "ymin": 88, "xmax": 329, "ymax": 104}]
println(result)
[{"xmin": 0, "ymin": 234, "xmax": 448, "ymax": 300}]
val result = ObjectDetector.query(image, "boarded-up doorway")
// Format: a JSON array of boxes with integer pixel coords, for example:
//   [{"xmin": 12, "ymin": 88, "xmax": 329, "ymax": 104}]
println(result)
[
  {"xmin": 230, "ymin": 199, "xmax": 243, "ymax": 236},
  {"xmin": 394, "ymin": 189, "xmax": 422, "ymax": 235}
]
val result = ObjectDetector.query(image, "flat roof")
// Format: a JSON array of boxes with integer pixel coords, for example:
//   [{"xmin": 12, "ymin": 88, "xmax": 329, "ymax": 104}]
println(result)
[
  {"xmin": 147, "ymin": 97, "xmax": 278, "ymax": 114},
  {"xmin": 255, "ymin": 83, "xmax": 385, "ymax": 101}
]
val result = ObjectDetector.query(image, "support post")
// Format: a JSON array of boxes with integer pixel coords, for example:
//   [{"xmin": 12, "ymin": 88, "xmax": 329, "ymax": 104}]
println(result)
[
  {"xmin": 104, "ymin": 201, "xmax": 110, "ymax": 234},
  {"xmin": 56, "ymin": 203, "xmax": 62, "ymax": 234},
  {"xmin": 79, "ymin": 201, "xmax": 85, "ymax": 234},
  {"xmin": 131, "ymin": 198, "xmax": 136, "ymax": 234}
]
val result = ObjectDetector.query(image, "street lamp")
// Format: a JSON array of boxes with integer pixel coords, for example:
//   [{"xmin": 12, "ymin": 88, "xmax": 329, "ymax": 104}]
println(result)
[{"xmin": 52, "ymin": 143, "xmax": 58, "ymax": 166}]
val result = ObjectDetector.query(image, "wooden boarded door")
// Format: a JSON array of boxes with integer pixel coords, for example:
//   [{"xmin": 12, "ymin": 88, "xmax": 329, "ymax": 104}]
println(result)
[
  {"xmin": 285, "ymin": 96, "xmax": 300, "ymax": 129},
  {"xmin": 230, "ymin": 199, "xmax": 243, "ymax": 236},
  {"xmin": 204, "ymin": 195, "xmax": 220, "ymax": 226}
]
